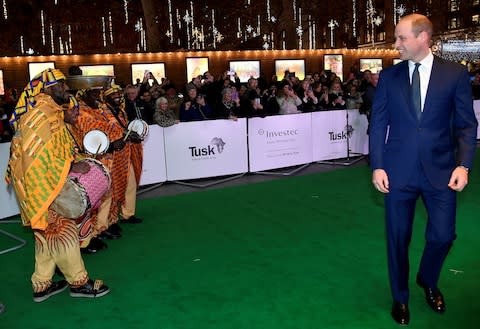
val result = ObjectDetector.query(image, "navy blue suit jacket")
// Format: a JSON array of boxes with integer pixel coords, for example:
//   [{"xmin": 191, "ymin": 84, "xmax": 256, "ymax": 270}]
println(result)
[{"xmin": 369, "ymin": 56, "xmax": 478, "ymax": 189}]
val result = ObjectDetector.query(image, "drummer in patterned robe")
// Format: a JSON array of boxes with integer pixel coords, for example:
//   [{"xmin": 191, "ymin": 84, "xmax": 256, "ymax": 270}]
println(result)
[
  {"xmin": 67, "ymin": 77, "xmax": 121, "ymax": 254},
  {"xmin": 5, "ymin": 69, "xmax": 110, "ymax": 302},
  {"xmin": 103, "ymin": 83, "xmax": 144, "ymax": 225}
]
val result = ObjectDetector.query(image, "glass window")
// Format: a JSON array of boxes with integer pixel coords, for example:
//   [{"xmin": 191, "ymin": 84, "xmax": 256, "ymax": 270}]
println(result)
[
  {"xmin": 473, "ymin": 14, "xmax": 480, "ymax": 25},
  {"xmin": 449, "ymin": 0, "xmax": 459, "ymax": 12},
  {"xmin": 448, "ymin": 17, "xmax": 458, "ymax": 29}
]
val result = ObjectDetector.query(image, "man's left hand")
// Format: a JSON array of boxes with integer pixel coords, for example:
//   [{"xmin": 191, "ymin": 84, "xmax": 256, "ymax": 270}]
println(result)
[
  {"xmin": 128, "ymin": 131, "xmax": 143, "ymax": 143},
  {"xmin": 448, "ymin": 166, "xmax": 469, "ymax": 192}
]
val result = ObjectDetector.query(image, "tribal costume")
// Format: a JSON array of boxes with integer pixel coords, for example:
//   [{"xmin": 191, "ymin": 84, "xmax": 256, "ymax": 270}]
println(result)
[
  {"xmin": 70, "ymin": 99, "xmax": 130, "ymax": 241},
  {"xmin": 5, "ymin": 69, "xmax": 108, "ymax": 299},
  {"xmin": 103, "ymin": 84, "xmax": 143, "ymax": 222}
]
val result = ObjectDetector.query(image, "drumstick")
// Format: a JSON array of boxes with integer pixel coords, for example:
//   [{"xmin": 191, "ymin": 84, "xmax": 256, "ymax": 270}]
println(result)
[
  {"xmin": 123, "ymin": 127, "xmax": 132, "ymax": 142},
  {"xmin": 94, "ymin": 144, "xmax": 102, "ymax": 158}
]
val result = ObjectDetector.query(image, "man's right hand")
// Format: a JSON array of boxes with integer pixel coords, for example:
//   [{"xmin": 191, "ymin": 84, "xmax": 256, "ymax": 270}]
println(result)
[
  {"xmin": 110, "ymin": 139, "xmax": 126, "ymax": 151},
  {"xmin": 71, "ymin": 161, "xmax": 90, "ymax": 174},
  {"xmin": 372, "ymin": 169, "xmax": 390, "ymax": 193}
]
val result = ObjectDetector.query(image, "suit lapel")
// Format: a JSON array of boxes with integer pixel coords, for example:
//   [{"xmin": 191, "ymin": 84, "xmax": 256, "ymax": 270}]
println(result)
[{"xmin": 423, "ymin": 56, "xmax": 440, "ymax": 116}]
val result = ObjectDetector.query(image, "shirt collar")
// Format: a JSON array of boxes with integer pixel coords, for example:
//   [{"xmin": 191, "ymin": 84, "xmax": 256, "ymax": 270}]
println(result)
[{"xmin": 409, "ymin": 50, "xmax": 433, "ymax": 71}]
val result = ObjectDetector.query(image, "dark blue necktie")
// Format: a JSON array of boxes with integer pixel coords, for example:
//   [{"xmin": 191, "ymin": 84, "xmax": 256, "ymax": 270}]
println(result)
[{"xmin": 412, "ymin": 63, "xmax": 421, "ymax": 119}]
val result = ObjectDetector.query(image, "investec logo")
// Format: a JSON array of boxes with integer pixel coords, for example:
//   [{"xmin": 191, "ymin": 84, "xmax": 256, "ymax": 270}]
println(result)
[
  {"xmin": 257, "ymin": 128, "xmax": 299, "ymax": 138},
  {"xmin": 328, "ymin": 124, "xmax": 354, "ymax": 141},
  {"xmin": 189, "ymin": 137, "xmax": 226, "ymax": 159}
]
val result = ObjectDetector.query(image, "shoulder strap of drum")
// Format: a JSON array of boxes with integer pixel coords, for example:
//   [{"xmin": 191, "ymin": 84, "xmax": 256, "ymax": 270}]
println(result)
[
  {"xmin": 65, "ymin": 124, "xmax": 86, "ymax": 154},
  {"xmin": 107, "ymin": 104, "xmax": 128, "ymax": 129}
]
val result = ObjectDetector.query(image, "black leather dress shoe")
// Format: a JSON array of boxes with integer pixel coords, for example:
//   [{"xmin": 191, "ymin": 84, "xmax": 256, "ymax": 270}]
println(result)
[
  {"xmin": 98, "ymin": 228, "xmax": 122, "ymax": 240},
  {"xmin": 391, "ymin": 301, "xmax": 410, "ymax": 325},
  {"xmin": 416, "ymin": 275, "xmax": 446, "ymax": 313},
  {"xmin": 122, "ymin": 215, "xmax": 143, "ymax": 224},
  {"xmin": 108, "ymin": 223, "xmax": 122, "ymax": 234},
  {"xmin": 81, "ymin": 244, "xmax": 98, "ymax": 254},
  {"xmin": 81, "ymin": 237, "xmax": 108, "ymax": 254}
]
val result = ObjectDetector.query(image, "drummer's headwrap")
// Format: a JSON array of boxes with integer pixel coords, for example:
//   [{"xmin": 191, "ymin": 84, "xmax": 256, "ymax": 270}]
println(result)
[
  {"xmin": 10, "ymin": 68, "xmax": 66, "ymax": 130},
  {"xmin": 103, "ymin": 81, "xmax": 123, "ymax": 98},
  {"xmin": 66, "ymin": 94, "xmax": 79, "ymax": 111}
]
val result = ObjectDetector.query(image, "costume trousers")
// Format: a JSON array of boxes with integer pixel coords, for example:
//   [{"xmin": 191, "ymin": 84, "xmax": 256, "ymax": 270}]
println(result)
[
  {"xmin": 120, "ymin": 165, "xmax": 137, "ymax": 219},
  {"xmin": 384, "ymin": 163, "xmax": 456, "ymax": 304},
  {"xmin": 32, "ymin": 209, "xmax": 89, "ymax": 292}
]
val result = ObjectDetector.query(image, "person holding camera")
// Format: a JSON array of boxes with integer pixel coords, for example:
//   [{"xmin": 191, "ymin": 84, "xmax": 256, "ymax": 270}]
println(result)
[
  {"xmin": 297, "ymin": 79, "xmax": 319, "ymax": 112},
  {"xmin": 276, "ymin": 80, "xmax": 302, "ymax": 115},
  {"xmin": 240, "ymin": 77, "xmax": 266, "ymax": 118},
  {"xmin": 327, "ymin": 81, "xmax": 346, "ymax": 109},
  {"xmin": 179, "ymin": 83, "xmax": 213, "ymax": 122}
]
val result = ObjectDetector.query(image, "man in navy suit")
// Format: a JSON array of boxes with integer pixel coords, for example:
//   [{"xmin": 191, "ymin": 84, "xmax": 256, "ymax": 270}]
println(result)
[{"xmin": 369, "ymin": 13, "xmax": 477, "ymax": 325}]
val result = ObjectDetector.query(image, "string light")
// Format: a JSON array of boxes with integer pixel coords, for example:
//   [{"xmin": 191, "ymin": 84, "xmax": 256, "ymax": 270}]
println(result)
[
  {"xmin": 3, "ymin": 0, "xmax": 7, "ymax": 19},
  {"xmin": 308, "ymin": 15, "xmax": 312, "ymax": 50},
  {"xmin": 266, "ymin": 0, "xmax": 271, "ymax": 21},
  {"xmin": 102, "ymin": 16, "xmax": 107, "ymax": 47},
  {"xmin": 352, "ymin": 0, "xmax": 357, "ymax": 37},
  {"xmin": 237, "ymin": 17, "xmax": 242, "ymax": 39},
  {"xmin": 440, "ymin": 40, "xmax": 480, "ymax": 62},
  {"xmin": 68, "ymin": 24, "xmax": 72, "ymax": 53},
  {"xmin": 41, "ymin": 10, "xmax": 46, "ymax": 45},
  {"xmin": 168, "ymin": 0, "xmax": 173, "ymax": 43},
  {"xmin": 20, "ymin": 35, "xmax": 24, "ymax": 54},
  {"xmin": 109, "ymin": 11, "xmax": 114, "ymax": 44},
  {"xmin": 312, "ymin": 21, "xmax": 316, "ymax": 49},
  {"xmin": 59, "ymin": 36, "xmax": 64, "ymax": 54},
  {"xmin": 212, "ymin": 9, "xmax": 216, "ymax": 49},
  {"xmin": 176, "ymin": 8, "xmax": 181, "ymax": 46},
  {"xmin": 50, "ymin": 22, "xmax": 54, "ymax": 53},
  {"xmin": 190, "ymin": 1, "xmax": 195, "ymax": 47},
  {"xmin": 393, "ymin": 0, "xmax": 397, "ymax": 25},
  {"xmin": 185, "ymin": 11, "xmax": 191, "ymax": 49},
  {"xmin": 124, "ymin": 0, "xmax": 129, "ymax": 24},
  {"xmin": 257, "ymin": 15, "xmax": 261, "ymax": 35},
  {"xmin": 293, "ymin": 0, "xmax": 296, "ymax": 23},
  {"xmin": 328, "ymin": 19, "xmax": 338, "ymax": 48},
  {"xmin": 297, "ymin": 7, "xmax": 302, "ymax": 49}
]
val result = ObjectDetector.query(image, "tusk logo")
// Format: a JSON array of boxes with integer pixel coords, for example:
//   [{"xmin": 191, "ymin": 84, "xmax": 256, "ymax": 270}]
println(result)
[{"xmin": 211, "ymin": 137, "xmax": 226, "ymax": 153}]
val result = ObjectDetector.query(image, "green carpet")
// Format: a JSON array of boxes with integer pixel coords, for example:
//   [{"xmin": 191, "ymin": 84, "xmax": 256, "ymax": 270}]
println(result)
[{"xmin": 1, "ymin": 163, "xmax": 479, "ymax": 329}]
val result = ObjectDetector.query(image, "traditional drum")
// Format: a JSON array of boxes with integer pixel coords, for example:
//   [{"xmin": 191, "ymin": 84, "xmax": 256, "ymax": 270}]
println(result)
[
  {"xmin": 127, "ymin": 119, "xmax": 149, "ymax": 139},
  {"xmin": 83, "ymin": 129, "xmax": 110, "ymax": 155},
  {"xmin": 50, "ymin": 158, "xmax": 111, "ymax": 219}
]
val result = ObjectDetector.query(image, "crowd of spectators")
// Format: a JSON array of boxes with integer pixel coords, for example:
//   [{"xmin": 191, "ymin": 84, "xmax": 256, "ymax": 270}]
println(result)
[
  {"xmin": 120, "ymin": 67, "xmax": 391, "ymax": 128},
  {"xmin": 1, "ymin": 64, "xmax": 480, "ymax": 143}
]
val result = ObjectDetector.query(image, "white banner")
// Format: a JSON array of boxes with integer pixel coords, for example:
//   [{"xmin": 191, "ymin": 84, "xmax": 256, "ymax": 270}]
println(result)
[
  {"xmin": 312, "ymin": 109, "xmax": 369, "ymax": 161},
  {"xmin": 474, "ymin": 100, "xmax": 480, "ymax": 138},
  {"xmin": 248, "ymin": 113, "xmax": 313, "ymax": 172},
  {"xmin": 164, "ymin": 119, "xmax": 248, "ymax": 181},
  {"xmin": 0, "ymin": 143, "xmax": 20, "ymax": 219},
  {"xmin": 139, "ymin": 125, "xmax": 167, "ymax": 186}
]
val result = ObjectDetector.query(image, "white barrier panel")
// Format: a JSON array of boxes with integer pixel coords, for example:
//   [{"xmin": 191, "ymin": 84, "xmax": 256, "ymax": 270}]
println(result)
[
  {"xmin": 139, "ymin": 125, "xmax": 167, "ymax": 186},
  {"xmin": 164, "ymin": 119, "xmax": 248, "ymax": 181},
  {"xmin": 474, "ymin": 100, "xmax": 480, "ymax": 138},
  {"xmin": 312, "ymin": 109, "xmax": 369, "ymax": 161},
  {"xmin": 248, "ymin": 113, "xmax": 313, "ymax": 172},
  {"xmin": 0, "ymin": 143, "xmax": 20, "ymax": 219}
]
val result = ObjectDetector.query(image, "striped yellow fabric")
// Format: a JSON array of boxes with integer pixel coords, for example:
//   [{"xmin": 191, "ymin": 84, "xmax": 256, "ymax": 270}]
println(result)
[
  {"xmin": 10, "ymin": 69, "xmax": 66, "ymax": 130},
  {"xmin": 6, "ymin": 94, "xmax": 74, "ymax": 230}
]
